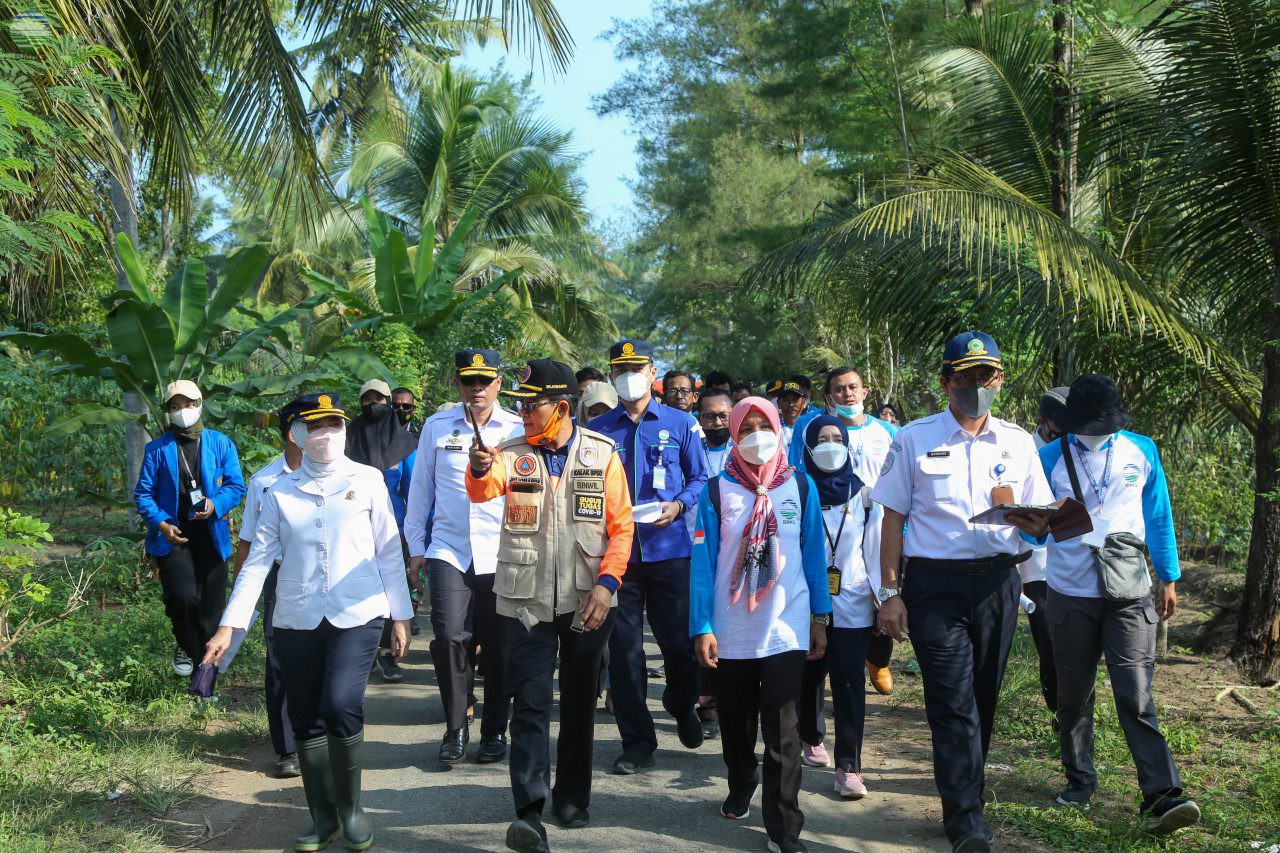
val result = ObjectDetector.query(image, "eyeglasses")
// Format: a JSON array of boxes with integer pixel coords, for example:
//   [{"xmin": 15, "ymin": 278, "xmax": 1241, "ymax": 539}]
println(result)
[
  {"xmin": 667, "ymin": 387, "xmax": 695, "ymax": 397},
  {"xmin": 515, "ymin": 399, "xmax": 553, "ymax": 415},
  {"xmin": 947, "ymin": 368, "xmax": 1001, "ymax": 389},
  {"xmin": 700, "ymin": 412, "xmax": 730, "ymax": 424}
]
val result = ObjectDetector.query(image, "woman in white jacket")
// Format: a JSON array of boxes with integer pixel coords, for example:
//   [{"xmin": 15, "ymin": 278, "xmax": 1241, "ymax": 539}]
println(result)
[
  {"xmin": 796, "ymin": 415, "xmax": 882, "ymax": 800},
  {"xmin": 205, "ymin": 393, "xmax": 413, "ymax": 853}
]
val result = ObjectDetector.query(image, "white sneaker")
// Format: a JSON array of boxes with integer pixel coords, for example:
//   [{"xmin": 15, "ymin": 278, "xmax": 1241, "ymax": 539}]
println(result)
[
  {"xmin": 801, "ymin": 742, "xmax": 831, "ymax": 768},
  {"xmin": 172, "ymin": 646, "xmax": 193, "ymax": 677},
  {"xmin": 834, "ymin": 766, "xmax": 868, "ymax": 799}
]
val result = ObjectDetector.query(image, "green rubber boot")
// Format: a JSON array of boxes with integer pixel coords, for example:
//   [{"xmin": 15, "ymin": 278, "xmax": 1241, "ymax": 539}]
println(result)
[
  {"xmin": 329, "ymin": 731, "xmax": 374, "ymax": 850},
  {"xmin": 294, "ymin": 736, "xmax": 341, "ymax": 852}
]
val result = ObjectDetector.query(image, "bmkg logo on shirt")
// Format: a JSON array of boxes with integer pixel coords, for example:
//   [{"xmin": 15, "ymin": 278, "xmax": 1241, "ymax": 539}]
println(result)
[{"xmin": 779, "ymin": 498, "xmax": 800, "ymax": 524}]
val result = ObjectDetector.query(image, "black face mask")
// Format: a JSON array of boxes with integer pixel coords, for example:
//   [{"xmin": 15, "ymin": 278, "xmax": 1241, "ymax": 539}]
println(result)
[
  {"xmin": 704, "ymin": 426, "xmax": 731, "ymax": 447},
  {"xmin": 362, "ymin": 402, "xmax": 392, "ymax": 421},
  {"xmin": 395, "ymin": 409, "xmax": 412, "ymax": 426}
]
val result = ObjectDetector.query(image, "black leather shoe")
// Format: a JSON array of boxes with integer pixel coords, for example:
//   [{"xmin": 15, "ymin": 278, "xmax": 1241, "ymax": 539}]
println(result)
[
  {"xmin": 676, "ymin": 708, "xmax": 705, "ymax": 749},
  {"xmin": 612, "ymin": 750, "xmax": 655, "ymax": 775},
  {"xmin": 439, "ymin": 727, "xmax": 469, "ymax": 764},
  {"xmin": 952, "ymin": 831, "xmax": 993, "ymax": 853},
  {"xmin": 551, "ymin": 801, "xmax": 589, "ymax": 829},
  {"xmin": 409, "ymin": 615, "xmax": 421, "ymax": 636},
  {"xmin": 701, "ymin": 719, "xmax": 720, "ymax": 740},
  {"xmin": 477, "ymin": 734, "xmax": 507, "ymax": 764},
  {"xmin": 274, "ymin": 752, "xmax": 301, "ymax": 778},
  {"xmin": 505, "ymin": 816, "xmax": 550, "ymax": 853}
]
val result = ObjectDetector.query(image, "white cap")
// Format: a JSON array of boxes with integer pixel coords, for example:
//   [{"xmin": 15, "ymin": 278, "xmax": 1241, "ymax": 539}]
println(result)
[
  {"xmin": 163, "ymin": 379, "xmax": 202, "ymax": 403},
  {"xmin": 359, "ymin": 379, "xmax": 392, "ymax": 399}
]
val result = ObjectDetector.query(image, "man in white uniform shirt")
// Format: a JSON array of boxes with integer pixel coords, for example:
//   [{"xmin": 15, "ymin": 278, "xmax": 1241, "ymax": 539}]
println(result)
[
  {"xmin": 405, "ymin": 349, "xmax": 524, "ymax": 765},
  {"xmin": 871, "ymin": 332, "xmax": 1053, "ymax": 853},
  {"xmin": 233, "ymin": 396, "xmax": 307, "ymax": 779}
]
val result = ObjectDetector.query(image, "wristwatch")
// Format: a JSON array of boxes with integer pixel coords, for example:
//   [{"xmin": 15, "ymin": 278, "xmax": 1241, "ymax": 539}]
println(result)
[
  {"xmin": 811, "ymin": 613, "xmax": 831, "ymax": 626},
  {"xmin": 877, "ymin": 587, "xmax": 900, "ymax": 603}
]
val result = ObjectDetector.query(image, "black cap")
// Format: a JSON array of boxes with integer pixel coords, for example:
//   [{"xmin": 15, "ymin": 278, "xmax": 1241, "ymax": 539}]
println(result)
[
  {"xmin": 504, "ymin": 359, "xmax": 576, "ymax": 399},
  {"xmin": 1051, "ymin": 375, "xmax": 1132, "ymax": 435},
  {"xmin": 609, "ymin": 339, "xmax": 653, "ymax": 365},
  {"xmin": 277, "ymin": 396, "xmax": 309, "ymax": 430},
  {"xmin": 456, "ymin": 348, "xmax": 500, "ymax": 378},
  {"xmin": 295, "ymin": 392, "xmax": 350, "ymax": 422}
]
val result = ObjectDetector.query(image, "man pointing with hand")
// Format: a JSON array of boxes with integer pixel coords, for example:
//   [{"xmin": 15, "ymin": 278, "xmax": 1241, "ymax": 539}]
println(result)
[{"xmin": 466, "ymin": 358, "xmax": 633, "ymax": 853}]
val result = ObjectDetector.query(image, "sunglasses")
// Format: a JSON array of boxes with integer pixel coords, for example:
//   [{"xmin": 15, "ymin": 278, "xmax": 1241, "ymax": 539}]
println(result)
[
  {"xmin": 459, "ymin": 375, "xmax": 495, "ymax": 387},
  {"xmin": 514, "ymin": 399, "xmax": 557, "ymax": 415}
]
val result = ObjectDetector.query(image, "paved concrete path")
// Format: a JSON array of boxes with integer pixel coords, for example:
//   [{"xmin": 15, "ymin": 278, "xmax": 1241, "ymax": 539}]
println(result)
[{"xmin": 170, "ymin": 637, "xmax": 969, "ymax": 853}]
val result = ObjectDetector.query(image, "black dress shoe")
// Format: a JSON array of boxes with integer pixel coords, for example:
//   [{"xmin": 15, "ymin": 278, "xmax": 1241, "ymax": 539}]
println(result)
[
  {"xmin": 676, "ymin": 708, "xmax": 705, "ymax": 749},
  {"xmin": 551, "ymin": 801, "xmax": 589, "ymax": 829},
  {"xmin": 701, "ymin": 719, "xmax": 720, "ymax": 740},
  {"xmin": 477, "ymin": 734, "xmax": 507, "ymax": 764},
  {"xmin": 439, "ymin": 727, "xmax": 469, "ymax": 764},
  {"xmin": 274, "ymin": 752, "xmax": 300, "ymax": 778},
  {"xmin": 612, "ymin": 750, "xmax": 655, "ymax": 775},
  {"xmin": 409, "ymin": 615, "xmax": 421, "ymax": 636},
  {"xmin": 505, "ymin": 816, "xmax": 550, "ymax": 853}
]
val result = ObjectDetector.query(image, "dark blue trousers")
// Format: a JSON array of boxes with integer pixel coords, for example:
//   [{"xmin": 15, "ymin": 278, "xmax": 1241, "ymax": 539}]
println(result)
[
  {"xmin": 273, "ymin": 617, "xmax": 384, "ymax": 742},
  {"xmin": 607, "ymin": 557, "xmax": 700, "ymax": 756},
  {"xmin": 262, "ymin": 565, "xmax": 296, "ymax": 756},
  {"xmin": 826, "ymin": 626, "xmax": 873, "ymax": 771},
  {"xmin": 904, "ymin": 561, "xmax": 1019, "ymax": 844}
]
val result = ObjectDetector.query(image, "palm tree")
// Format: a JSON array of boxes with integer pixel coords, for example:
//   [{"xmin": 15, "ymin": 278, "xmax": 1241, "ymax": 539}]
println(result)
[{"xmin": 345, "ymin": 64, "xmax": 617, "ymax": 358}]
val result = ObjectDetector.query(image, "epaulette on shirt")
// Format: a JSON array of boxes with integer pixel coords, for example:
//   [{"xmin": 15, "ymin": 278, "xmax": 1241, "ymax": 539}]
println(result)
[{"xmin": 897, "ymin": 414, "xmax": 941, "ymax": 433}]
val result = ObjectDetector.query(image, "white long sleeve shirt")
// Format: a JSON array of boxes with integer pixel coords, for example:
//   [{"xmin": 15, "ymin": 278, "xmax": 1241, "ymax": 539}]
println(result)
[
  {"xmin": 222, "ymin": 457, "xmax": 413, "ymax": 630},
  {"xmin": 403, "ymin": 405, "xmax": 524, "ymax": 575}
]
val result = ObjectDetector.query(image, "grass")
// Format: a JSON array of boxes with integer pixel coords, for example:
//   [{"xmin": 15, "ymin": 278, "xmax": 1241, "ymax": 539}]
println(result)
[{"xmin": 0, "ymin": 582, "xmax": 270, "ymax": 851}]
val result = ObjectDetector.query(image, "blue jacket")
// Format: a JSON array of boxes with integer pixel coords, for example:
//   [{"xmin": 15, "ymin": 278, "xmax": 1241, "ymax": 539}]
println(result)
[
  {"xmin": 588, "ymin": 399, "xmax": 709, "ymax": 563},
  {"xmin": 134, "ymin": 429, "xmax": 246, "ymax": 560},
  {"xmin": 689, "ymin": 469, "xmax": 832, "ymax": 637},
  {"xmin": 384, "ymin": 448, "xmax": 417, "ymax": 533}
]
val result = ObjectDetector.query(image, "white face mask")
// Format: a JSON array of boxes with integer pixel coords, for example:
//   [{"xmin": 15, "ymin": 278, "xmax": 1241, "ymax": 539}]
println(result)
[
  {"xmin": 830, "ymin": 401, "xmax": 863, "ymax": 420},
  {"xmin": 614, "ymin": 370, "xmax": 651, "ymax": 402},
  {"xmin": 737, "ymin": 430, "xmax": 779, "ymax": 466},
  {"xmin": 810, "ymin": 441, "xmax": 849, "ymax": 473},
  {"xmin": 291, "ymin": 421, "xmax": 346, "ymax": 465},
  {"xmin": 1076, "ymin": 433, "xmax": 1112, "ymax": 451},
  {"xmin": 169, "ymin": 406, "xmax": 202, "ymax": 429}
]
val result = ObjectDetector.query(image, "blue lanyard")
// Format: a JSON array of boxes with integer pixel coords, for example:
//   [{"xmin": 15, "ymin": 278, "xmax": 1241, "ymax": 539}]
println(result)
[{"xmin": 1076, "ymin": 441, "xmax": 1114, "ymax": 507}]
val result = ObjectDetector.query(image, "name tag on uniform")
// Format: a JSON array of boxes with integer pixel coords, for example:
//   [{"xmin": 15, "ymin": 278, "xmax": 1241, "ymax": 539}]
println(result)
[
  {"xmin": 574, "ymin": 494, "xmax": 605, "ymax": 520},
  {"xmin": 444, "ymin": 444, "xmax": 464, "ymax": 451},
  {"xmin": 507, "ymin": 504, "xmax": 539, "ymax": 528},
  {"xmin": 653, "ymin": 465, "xmax": 667, "ymax": 491},
  {"xmin": 573, "ymin": 478, "xmax": 604, "ymax": 493},
  {"xmin": 926, "ymin": 450, "xmax": 951, "ymax": 458}
]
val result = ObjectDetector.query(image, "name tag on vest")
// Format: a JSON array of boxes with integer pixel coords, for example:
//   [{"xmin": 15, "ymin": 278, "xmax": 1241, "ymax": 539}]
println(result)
[
  {"xmin": 574, "ymin": 494, "xmax": 604, "ymax": 520},
  {"xmin": 573, "ymin": 478, "xmax": 604, "ymax": 493},
  {"xmin": 507, "ymin": 503, "xmax": 539, "ymax": 529}
]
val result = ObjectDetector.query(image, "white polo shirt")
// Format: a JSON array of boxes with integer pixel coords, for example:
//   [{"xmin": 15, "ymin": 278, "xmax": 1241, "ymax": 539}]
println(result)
[
  {"xmin": 821, "ymin": 493, "xmax": 883, "ymax": 628},
  {"xmin": 870, "ymin": 407, "xmax": 1052, "ymax": 560},
  {"xmin": 403, "ymin": 404, "xmax": 524, "ymax": 575},
  {"xmin": 847, "ymin": 414, "xmax": 897, "ymax": 488}
]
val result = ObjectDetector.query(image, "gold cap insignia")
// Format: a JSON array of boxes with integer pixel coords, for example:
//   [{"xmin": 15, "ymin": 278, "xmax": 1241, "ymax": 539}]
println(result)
[
  {"xmin": 621, "ymin": 342, "xmax": 635, "ymax": 356},
  {"xmin": 472, "ymin": 353, "xmax": 486, "ymax": 367},
  {"xmin": 318, "ymin": 394, "xmax": 333, "ymax": 409},
  {"xmin": 967, "ymin": 339, "xmax": 985, "ymax": 354}
]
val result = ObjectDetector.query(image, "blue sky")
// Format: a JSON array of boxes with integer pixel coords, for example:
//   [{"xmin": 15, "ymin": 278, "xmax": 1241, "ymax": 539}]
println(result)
[{"xmin": 460, "ymin": 0, "xmax": 653, "ymax": 227}]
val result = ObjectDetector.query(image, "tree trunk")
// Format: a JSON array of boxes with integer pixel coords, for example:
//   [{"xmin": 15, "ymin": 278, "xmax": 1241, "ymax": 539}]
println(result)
[
  {"xmin": 1232, "ymin": 234, "xmax": 1280, "ymax": 685},
  {"xmin": 1048, "ymin": 0, "xmax": 1077, "ymax": 385},
  {"xmin": 109, "ymin": 105, "xmax": 149, "ymax": 496}
]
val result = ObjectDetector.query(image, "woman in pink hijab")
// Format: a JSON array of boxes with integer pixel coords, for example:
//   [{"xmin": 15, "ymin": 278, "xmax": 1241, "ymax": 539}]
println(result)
[{"xmin": 689, "ymin": 396, "xmax": 832, "ymax": 853}]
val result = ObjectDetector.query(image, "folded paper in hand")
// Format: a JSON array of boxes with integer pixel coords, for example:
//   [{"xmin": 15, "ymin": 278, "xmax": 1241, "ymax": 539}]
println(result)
[
  {"xmin": 968, "ymin": 498, "xmax": 1092, "ymax": 541},
  {"xmin": 632, "ymin": 501, "xmax": 665, "ymax": 524}
]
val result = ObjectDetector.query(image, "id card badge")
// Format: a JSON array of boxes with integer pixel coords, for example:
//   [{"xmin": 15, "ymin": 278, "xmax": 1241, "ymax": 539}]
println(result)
[
  {"xmin": 189, "ymin": 488, "xmax": 205, "ymax": 505},
  {"xmin": 652, "ymin": 464, "xmax": 667, "ymax": 491},
  {"xmin": 827, "ymin": 565, "xmax": 842, "ymax": 596}
]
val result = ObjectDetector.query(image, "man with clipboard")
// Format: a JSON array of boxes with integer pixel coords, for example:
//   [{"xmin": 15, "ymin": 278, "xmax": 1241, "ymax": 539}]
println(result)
[{"xmin": 869, "ymin": 332, "xmax": 1053, "ymax": 853}]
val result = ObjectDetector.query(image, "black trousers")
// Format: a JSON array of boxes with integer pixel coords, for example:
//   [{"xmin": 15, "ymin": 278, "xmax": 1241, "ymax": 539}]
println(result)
[
  {"xmin": 717, "ymin": 651, "xmax": 806, "ymax": 845},
  {"xmin": 262, "ymin": 565, "xmax": 296, "ymax": 757},
  {"xmin": 1048, "ymin": 588, "xmax": 1181, "ymax": 799},
  {"xmin": 798, "ymin": 657, "xmax": 828, "ymax": 746},
  {"xmin": 608, "ymin": 557, "xmax": 700, "ymax": 755},
  {"xmin": 904, "ymin": 561, "xmax": 1019, "ymax": 844},
  {"xmin": 274, "ymin": 617, "xmax": 383, "ymax": 742},
  {"xmin": 801, "ymin": 628, "xmax": 887, "ymax": 747},
  {"xmin": 866, "ymin": 632, "xmax": 893, "ymax": 668},
  {"xmin": 156, "ymin": 521, "xmax": 227, "ymax": 662},
  {"xmin": 429, "ymin": 560, "xmax": 509, "ymax": 736},
  {"xmin": 827, "ymin": 626, "xmax": 873, "ymax": 771},
  {"xmin": 505, "ymin": 610, "xmax": 613, "ymax": 817},
  {"xmin": 1022, "ymin": 580, "xmax": 1059, "ymax": 713}
]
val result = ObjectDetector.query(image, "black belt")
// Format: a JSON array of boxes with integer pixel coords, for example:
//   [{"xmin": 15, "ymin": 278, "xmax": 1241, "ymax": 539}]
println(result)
[{"xmin": 907, "ymin": 552, "xmax": 1030, "ymax": 574}]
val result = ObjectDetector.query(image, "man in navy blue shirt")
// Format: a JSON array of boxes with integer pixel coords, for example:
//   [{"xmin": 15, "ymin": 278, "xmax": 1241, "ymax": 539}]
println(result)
[{"xmin": 588, "ymin": 339, "xmax": 709, "ymax": 774}]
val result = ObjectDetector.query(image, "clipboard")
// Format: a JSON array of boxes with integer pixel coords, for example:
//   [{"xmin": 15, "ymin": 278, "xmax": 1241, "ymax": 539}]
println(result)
[{"xmin": 969, "ymin": 497, "xmax": 1093, "ymax": 541}]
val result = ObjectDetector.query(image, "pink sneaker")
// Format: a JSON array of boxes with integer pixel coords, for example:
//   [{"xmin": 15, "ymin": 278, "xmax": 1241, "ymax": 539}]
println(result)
[
  {"xmin": 834, "ymin": 766, "xmax": 868, "ymax": 799},
  {"xmin": 801, "ymin": 742, "xmax": 831, "ymax": 768}
]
